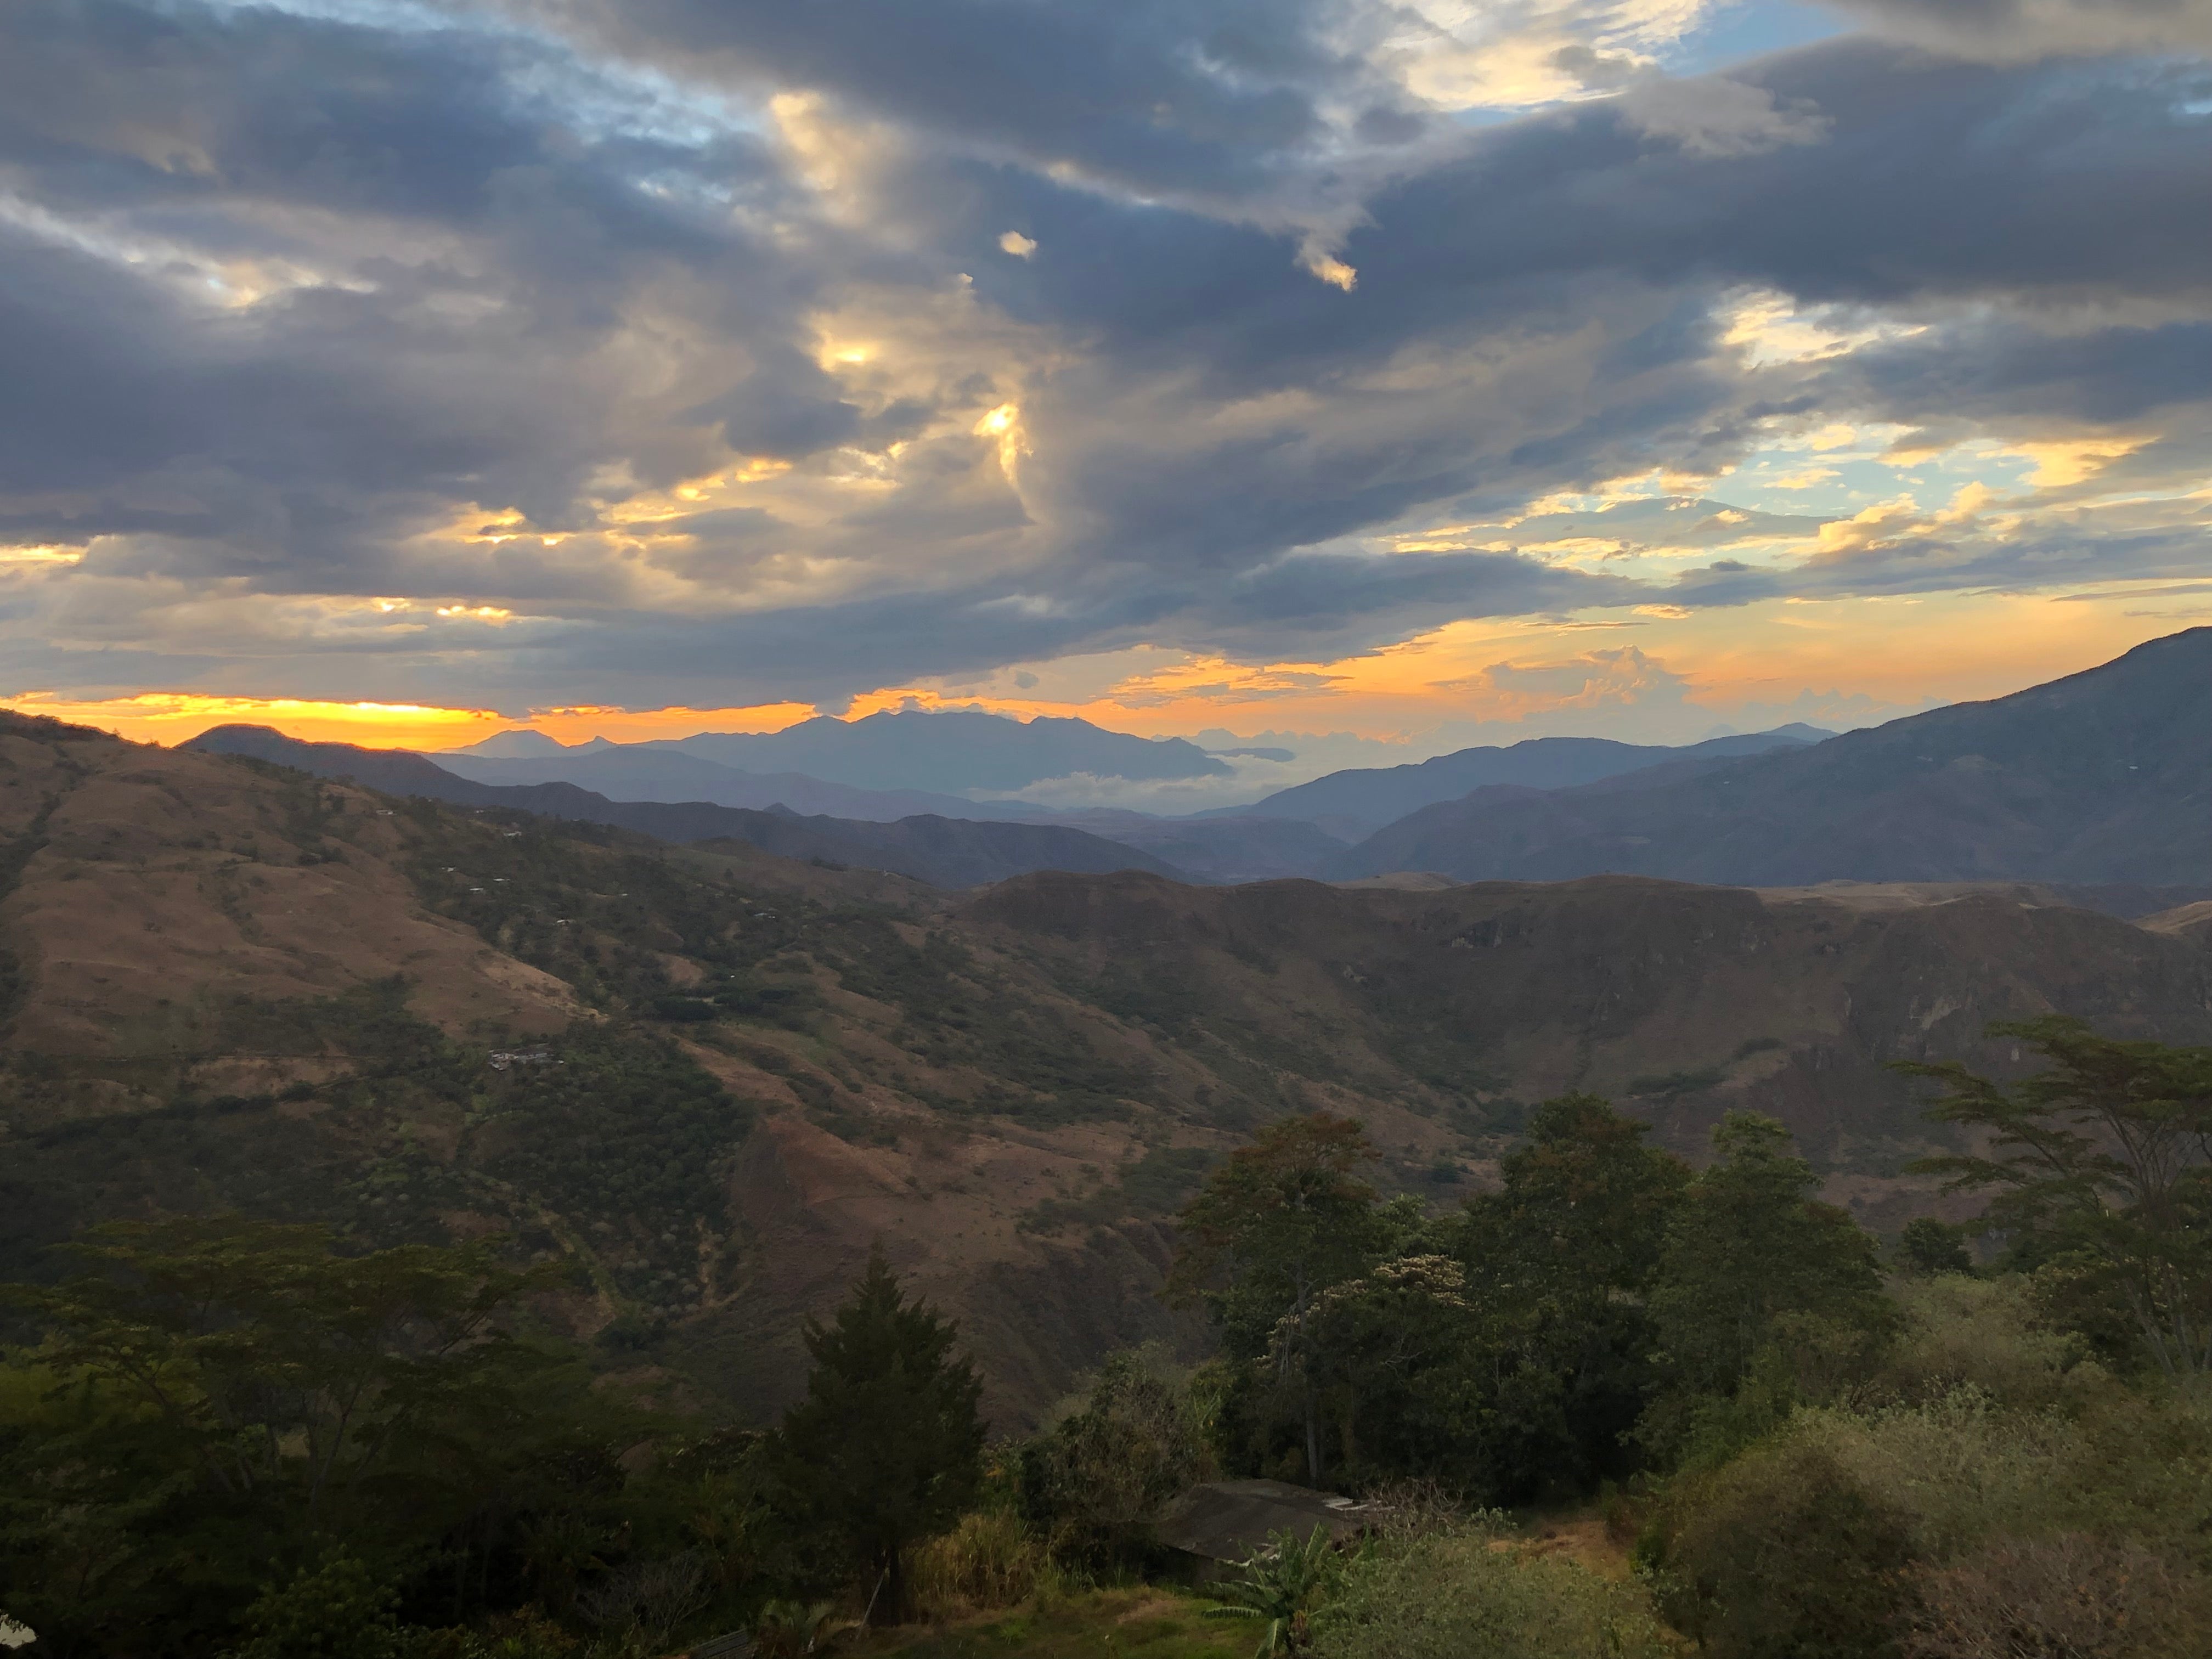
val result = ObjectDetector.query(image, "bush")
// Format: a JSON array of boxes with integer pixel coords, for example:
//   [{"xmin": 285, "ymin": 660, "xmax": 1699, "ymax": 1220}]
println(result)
[
  {"xmin": 1647, "ymin": 1439, "xmax": 1919, "ymax": 1659},
  {"xmin": 1903, "ymin": 1533, "xmax": 2209, "ymax": 1659},
  {"xmin": 905, "ymin": 1510, "xmax": 1048, "ymax": 1620},
  {"xmin": 1021, "ymin": 1348, "xmax": 1212, "ymax": 1567},
  {"xmin": 1893, "ymin": 1219, "xmax": 1973, "ymax": 1278},
  {"xmin": 1869, "ymin": 1277, "xmax": 2095, "ymax": 1412},
  {"xmin": 1309, "ymin": 1527, "xmax": 1671, "ymax": 1659},
  {"xmin": 1645, "ymin": 1376, "xmax": 2212, "ymax": 1658},
  {"xmin": 225, "ymin": 1557, "xmax": 405, "ymax": 1659}
]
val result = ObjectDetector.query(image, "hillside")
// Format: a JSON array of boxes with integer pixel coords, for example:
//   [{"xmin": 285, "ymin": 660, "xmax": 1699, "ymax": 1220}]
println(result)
[
  {"xmin": 1227, "ymin": 727, "xmax": 1826, "ymax": 838},
  {"xmin": 1330, "ymin": 630, "xmax": 2212, "ymax": 888},
  {"xmin": 1026, "ymin": 810, "xmax": 1351, "ymax": 883},
  {"xmin": 10, "ymin": 709, "xmax": 2212, "ymax": 1427},
  {"xmin": 180, "ymin": 726, "xmax": 1184, "ymax": 887}
]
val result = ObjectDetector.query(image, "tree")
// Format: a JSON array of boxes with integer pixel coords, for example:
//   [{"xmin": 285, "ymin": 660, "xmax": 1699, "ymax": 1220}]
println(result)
[
  {"xmin": 5, "ymin": 1217, "xmax": 566, "ymax": 1527},
  {"xmin": 1273, "ymin": 1255, "xmax": 1480, "ymax": 1491},
  {"xmin": 1450, "ymin": 1096, "xmax": 1690, "ymax": 1494},
  {"xmin": 1465, "ymin": 1094, "xmax": 1689, "ymax": 1299},
  {"xmin": 1897, "ymin": 1017, "xmax": 2212, "ymax": 1377},
  {"xmin": 225, "ymin": 1556, "xmax": 406, "ymax": 1659},
  {"xmin": 774, "ymin": 1245, "xmax": 983, "ymax": 1624},
  {"xmin": 1893, "ymin": 1218, "xmax": 1974, "ymax": 1278},
  {"xmin": 0, "ymin": 1220, "xmax": 629, "ymax": 1653},
  {"xmin": 1171, "ymin": 1114, "xmax": 1385, "ymax": 1485},
  {"xmin": 1643, "ymin": 1114, "xmax": 1894, "ymax": 1453}
]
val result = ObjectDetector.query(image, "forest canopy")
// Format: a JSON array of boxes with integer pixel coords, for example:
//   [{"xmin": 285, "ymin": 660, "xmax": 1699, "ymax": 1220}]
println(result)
[{"xmin": 5, "ymin": 1018, "xmax": 2211, "ymax": 1658}]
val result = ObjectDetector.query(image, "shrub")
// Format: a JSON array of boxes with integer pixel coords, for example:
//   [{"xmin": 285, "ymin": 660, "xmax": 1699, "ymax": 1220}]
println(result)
[
  {"xmin": 1869, "ymin": 1277, "xmax": 2094, "ymax": 1412},
  {"xmin": 1309, "ymin": 1527, "xmax": 1671, "ymax": 1659},
  {"xmin": 573, "ymin": 1554, "xmax": 710, "ymax": 1650},
  {"xmin": 905, "ymin": 1510, "xmax": 1047, "ymax": 1620},
  {"xmin": 1903, "ymin": 1533, "xmax": 2209, "ymax": 1659},
  {"xmin": 1022, "ymin": 1347, "xmax": 1213, "ymax": 1567},
  {"xmin": 1649, "ymin": 1440, "xmax": 1919, "ymax": 1659},
  {"xmin": 225, "ymin": 1557, "xmax": 406, "ymax": 1659},
  {"xmin": 1646, "ymin": 1379, "xmax": 2212, "ymax": 1658},
  {"xmin": 1894, "ymin": 1219, "xmax": 1974, "ymax": 1278}
]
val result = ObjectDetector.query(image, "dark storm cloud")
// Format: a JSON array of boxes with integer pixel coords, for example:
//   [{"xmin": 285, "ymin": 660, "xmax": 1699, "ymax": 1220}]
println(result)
[
  {"xmin": 1, "ymin": 0, "xmax": 2208, "ymax": 707},
  {"xmin": 0, "ymin": 1, "xmax": 819, "ymax": 559},
  {"xmin": 1824, "ymin": 320, "xmax": 2212, "ymax": 427},
  {"xmin": 537, "ymin": 0, "xmax": 1426, "ymax": 202},
  {"xmin": 1340, "ymin": 46, "xmax": 2212, "ymax": 313}
]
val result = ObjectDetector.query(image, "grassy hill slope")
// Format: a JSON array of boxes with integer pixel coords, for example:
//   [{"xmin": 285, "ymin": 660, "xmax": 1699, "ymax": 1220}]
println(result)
[{"xmin": 9, "ymin": 709, "xmax": 2212, "ymax": 1426}]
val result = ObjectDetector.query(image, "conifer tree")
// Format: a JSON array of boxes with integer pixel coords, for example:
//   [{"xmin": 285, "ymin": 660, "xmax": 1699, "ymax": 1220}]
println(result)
[{"xmin": 776, "ymin": 1244, "xmax": 983, "ymax": 1623}]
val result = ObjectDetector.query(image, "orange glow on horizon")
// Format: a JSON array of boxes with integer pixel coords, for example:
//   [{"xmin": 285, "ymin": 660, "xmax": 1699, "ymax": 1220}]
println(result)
[
  {"xmin": 0, "ymin": 693, "xmax": 818, "ymax": 752},
  {"xmin": 5, "ymin": 589, "xmax": 2198, "ymax": 758}
]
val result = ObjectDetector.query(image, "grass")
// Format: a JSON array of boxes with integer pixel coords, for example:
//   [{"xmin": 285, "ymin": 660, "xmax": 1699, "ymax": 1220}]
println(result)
[{"xmin": 862, "ymin": 1589, "xmax": 1245, "ymax": 1659}]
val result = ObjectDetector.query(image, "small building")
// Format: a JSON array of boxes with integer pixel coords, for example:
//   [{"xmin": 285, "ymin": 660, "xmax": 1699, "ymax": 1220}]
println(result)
[
  {"xmin": 1152, "ymin": 1480, "xmax": 1371, "ymax": 1575},
  {"xmin": 487, "ymin": 1047, "xmax": 557, "ymax": 1071}
]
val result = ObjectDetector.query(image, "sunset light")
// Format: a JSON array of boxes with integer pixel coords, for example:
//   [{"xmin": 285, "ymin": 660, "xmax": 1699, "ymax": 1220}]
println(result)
[{"xmin": 7, "ymin": 4, "xmax": 2212, "ymax": 1646}]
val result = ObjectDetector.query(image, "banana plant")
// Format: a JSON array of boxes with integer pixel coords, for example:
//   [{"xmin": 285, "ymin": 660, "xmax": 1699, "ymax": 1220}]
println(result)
[{"xmin": 1203, "ymin": 1525, "xmax": 1344, "ymax": 1658}]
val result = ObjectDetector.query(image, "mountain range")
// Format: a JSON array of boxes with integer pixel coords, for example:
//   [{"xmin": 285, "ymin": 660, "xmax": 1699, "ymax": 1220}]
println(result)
[
  {"xmin": 435, "ymin": 744, "xmax": 1041, "ymax": 822},
  {"xmin": 1328, "ymin": 629, "xmax": 2212, "ymax": 889},
  {"xmin": 448, "ymin": 709, "xmax": 1228, "ymax": 795},
  {"xmin": 428, "ymin": 713, "xmax": 1836, "ymax": 840},
  {"xmin": 1217, "ymin": 726, "xmax": 1832, "ymax": 839},
  {"xmin": 179, "ymin": 726, "xmax": 1186, "ymax": 887},
  {"xmin": 9, "ymin": 703, "xmax": 2212, "ymax": 1425}
]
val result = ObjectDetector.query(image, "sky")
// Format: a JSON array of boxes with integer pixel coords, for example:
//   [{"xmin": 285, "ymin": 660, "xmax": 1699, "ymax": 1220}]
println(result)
[{"xmin": 4, "ymin": 0, "xmax": 2210, "ymax": 771}]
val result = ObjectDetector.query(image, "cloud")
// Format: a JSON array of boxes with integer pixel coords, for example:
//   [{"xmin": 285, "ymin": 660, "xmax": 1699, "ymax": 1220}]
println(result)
[
  {"xmin": 1824, "ymin": 0, "xmax": 2212, "ymax": 60},
  {"xmin": 0, "ymin": 0, "xmax": 2207, "ymax": 715},
  {"xmin": 1443, "ymin": 645, "xmax": 1699, "ymax": 713},
  {"xmin": 1620, "ymin": 75, "xmax": 1831, "ymax": 157}
]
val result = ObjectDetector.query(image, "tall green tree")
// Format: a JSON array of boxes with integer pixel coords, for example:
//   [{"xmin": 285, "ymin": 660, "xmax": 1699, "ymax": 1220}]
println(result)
[
  {"xmin": 775, "ymin": 1245, "xmax": 983, "ymax": 1624},
  {"xmin": 1274, "ymin": 1254, "xmax": 1479, "ymax": 1489},
  {"xmin": 1898, "ymin": 1015, "xmax": 2212, "ymax": 1376},
  {"xmin": 1171, "ymin": 1114, "xmax": 1385, "ymax": 1485},
  {"xmin": 1450, "ymin": 1094, "xmax": 1690, "ymax": 1494},
  {"xmin": 1643, "ymin": 1113, "xmax": 1894, "ymax": 1455},
  {"xmin": 1464, "ymin": 1094, "xmax": 1689, "ymax": 1296}
]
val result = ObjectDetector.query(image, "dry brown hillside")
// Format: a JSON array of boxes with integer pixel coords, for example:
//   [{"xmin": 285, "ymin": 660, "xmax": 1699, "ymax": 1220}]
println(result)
[{"xmin": 6, "ymin": 709, "xmax": 2211, "ymax": 1425}]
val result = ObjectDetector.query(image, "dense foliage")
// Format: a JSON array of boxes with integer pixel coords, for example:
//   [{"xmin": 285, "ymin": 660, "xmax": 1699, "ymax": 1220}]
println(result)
[
  {"xmin": 775, "ymin": 1248, "xmax": 985, "ymax": 1624},
  {"xmin": 8, "ymin": 1016, "xmax": 2212, "ymax": 1659}
]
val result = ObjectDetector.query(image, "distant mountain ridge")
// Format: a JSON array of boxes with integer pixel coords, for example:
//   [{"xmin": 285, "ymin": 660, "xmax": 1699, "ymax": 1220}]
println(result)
[
  {"xmin": 632, "ymin": 709, "xmax": 1229, "ymax": 793},
  {"xmin": 432, "ymin": 745, "xmax": 1048, "ymax": 823},
  {"xmin": 1328, "ymin": 630, "xmax": 2212, "ymax": 887},
  {"xmin": 179, "ymin": 727, "xmax": 1187, "ymax": 887},
  {"xmin": 1223, "ymin": 727, "xmax": 1831, "ymax": 837}
]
